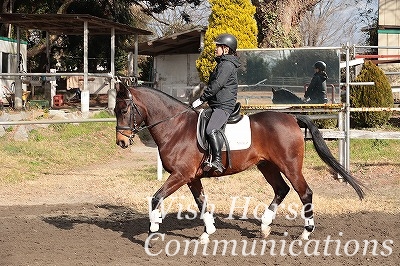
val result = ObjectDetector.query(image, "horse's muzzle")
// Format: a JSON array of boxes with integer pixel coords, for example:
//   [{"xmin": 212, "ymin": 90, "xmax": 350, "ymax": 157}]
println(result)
[
  {"xmin": 117, "ymin": 139, "xmax": 129, "ymax": 149},
  {"xmin": 116, "ymin": 132, "xmax": 134, "ymax": 148}
]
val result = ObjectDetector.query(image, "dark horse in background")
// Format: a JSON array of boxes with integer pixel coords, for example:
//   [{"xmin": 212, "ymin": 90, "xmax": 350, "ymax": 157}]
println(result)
[
  {"xmin": 272, "ymin": 88, "xmax": 306, "ymax": 104},
  {"xmin": 114, "ymin": 82, "xmax": 364, "ymax": 244}
]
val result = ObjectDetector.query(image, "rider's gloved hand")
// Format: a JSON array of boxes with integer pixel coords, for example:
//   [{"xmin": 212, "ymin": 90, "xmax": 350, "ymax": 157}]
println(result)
[{"xmin": 192, "ymin": 99, "xmax": 203, "ymax": 108}]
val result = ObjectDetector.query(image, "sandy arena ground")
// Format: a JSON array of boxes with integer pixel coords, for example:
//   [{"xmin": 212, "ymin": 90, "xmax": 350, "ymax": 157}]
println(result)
[{"xmin": 0, "ymin": 141, "xmax": 399, "ymax": 266}]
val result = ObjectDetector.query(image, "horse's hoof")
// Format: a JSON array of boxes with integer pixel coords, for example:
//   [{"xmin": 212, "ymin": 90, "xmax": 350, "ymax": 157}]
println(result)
[
  {"xmin": 149, "ymin": 233, "xmax": 160, "ymax": 241},
  {"xmin": 145, "ymin": 233, "xmax": 161, "ymax": 249},
  {"xmin": 261, "ymin": 224, "xmax": 271, "ymax": 238},
  {"xmin": 200, "ymin": 232, "xmax": 210, "ymax": 244}
]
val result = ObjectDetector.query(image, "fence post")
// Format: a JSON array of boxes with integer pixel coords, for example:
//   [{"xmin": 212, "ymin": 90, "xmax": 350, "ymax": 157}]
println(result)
[
  {"xmin": 344, "ymin": 43, "xmax": 351, "ymax": 172},
  {"xmin": 157, "ymin": 150, "xmax": 163, "ymax": 181},
  {"xmin": 338, "ymin": 110, "xmax": 345, "ymax": 182}
]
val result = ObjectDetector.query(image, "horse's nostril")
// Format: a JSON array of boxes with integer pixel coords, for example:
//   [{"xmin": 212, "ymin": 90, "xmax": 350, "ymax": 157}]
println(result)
[{"xmin": 117, "ymin": 140, "xmax": 127, "ymax": 148}]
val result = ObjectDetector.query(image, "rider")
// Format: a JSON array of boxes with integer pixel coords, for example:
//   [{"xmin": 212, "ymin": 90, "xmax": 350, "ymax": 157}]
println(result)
[
  {"xmin": 192, "ymin": 33, "xmax": 241, "ymax": 174},
  {"xmin": 304, "ymin": 61, "xmax": 328, "ymax": 104}
]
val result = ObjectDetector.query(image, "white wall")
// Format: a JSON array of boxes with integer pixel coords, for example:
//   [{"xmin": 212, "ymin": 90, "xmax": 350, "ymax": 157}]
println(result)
[
  {"xmin": 0, "ymin": 37, "xmax": 28, "ymax": 103},
  {"xmin": 378, "ymin": 0, "xmax": 400, "ymax": 70},
  {"xmin": 379, "ymin": 0, "xmax": 399, "ymax": 26},
  {"xmin": 153, "ymin": 53, "xmax": 200, "ymax": 100}
]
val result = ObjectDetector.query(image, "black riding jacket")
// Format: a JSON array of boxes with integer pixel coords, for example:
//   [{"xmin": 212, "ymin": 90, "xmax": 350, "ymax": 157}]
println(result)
[
  {"xmin": 304, "ymin": 71, "xmax": 328, "ymax": 103},
  {"xmin": 200, "ymin": 54, "xmax": 241, "ymax": 113}
]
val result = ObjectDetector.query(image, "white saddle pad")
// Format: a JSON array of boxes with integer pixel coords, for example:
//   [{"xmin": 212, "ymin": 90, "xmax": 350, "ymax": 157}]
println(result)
[{"xmin": 223, "ymin": 115, "xmax": 251, "ymax": 150}]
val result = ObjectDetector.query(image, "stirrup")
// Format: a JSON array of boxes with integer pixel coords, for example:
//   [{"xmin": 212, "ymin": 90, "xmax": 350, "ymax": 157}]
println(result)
[
  {"xmin": 211, "ymin": 161, "xmax": 225, "ymax": 174},
  {"xmin": 203, "ymin": 160, "xmax": 225, "ymax": 174},
  {"xmin": 203, "ymin": 161, "xmax": 212, "ymax": 172},
  {"xmin": 203, "ymin": 156, "xmax": 212, "ymax": 172}
]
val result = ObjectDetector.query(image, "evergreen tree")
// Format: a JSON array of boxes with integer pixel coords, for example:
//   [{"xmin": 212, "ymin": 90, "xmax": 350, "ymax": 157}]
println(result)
[
  {"xmin": 350, "ymin": 60, "xmax": 394, "ymax": 128},
  {"xmin": 196, "ymin": 0, "xmax": 258, "ymax": 83}
]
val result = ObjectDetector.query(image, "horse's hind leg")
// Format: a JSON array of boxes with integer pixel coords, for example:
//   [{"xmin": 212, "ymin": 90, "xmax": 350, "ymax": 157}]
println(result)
[
  {"xmin": 187, "ymin": 179, "xmax": 216, "ymax": 244},
  {"xmin": 257, "ymin": 161, "xmax": 290, "ymax": 238},
  {"xmin": 284, "ymin": 170, "xmax": 314, "ymax": 240}
]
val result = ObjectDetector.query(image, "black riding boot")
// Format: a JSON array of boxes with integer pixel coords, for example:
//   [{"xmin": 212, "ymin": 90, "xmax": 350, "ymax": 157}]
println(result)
[{"xmin": 205, "ymin": 129, "xmax": 225, "ymax": 174}]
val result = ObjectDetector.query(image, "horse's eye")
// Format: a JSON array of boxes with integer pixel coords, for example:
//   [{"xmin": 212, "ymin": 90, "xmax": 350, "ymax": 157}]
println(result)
[{"xmin": 115, "ymin": 107, "xmax": 127, "ymax": 115}]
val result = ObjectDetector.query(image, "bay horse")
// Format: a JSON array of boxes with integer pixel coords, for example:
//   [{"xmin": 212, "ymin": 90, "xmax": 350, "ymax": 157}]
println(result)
[{"xmin": 114, "ymin": 83, "xmax": 364, "ymax": 244}]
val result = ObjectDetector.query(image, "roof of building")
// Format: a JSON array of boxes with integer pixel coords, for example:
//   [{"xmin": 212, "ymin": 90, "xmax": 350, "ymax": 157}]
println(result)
[
  {"xmin": 137, "ymin": 27, "xmax": 206, "ymax": 56},
  {"xmin": 0, "ymin": 13, "xmax": 153, "ymax": 36}
]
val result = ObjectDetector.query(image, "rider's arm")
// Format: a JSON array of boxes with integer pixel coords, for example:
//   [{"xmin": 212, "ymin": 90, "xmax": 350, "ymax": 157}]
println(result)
[{"xmin": 200, "ymin": 61, "xmax": 234, "ymax": 101}]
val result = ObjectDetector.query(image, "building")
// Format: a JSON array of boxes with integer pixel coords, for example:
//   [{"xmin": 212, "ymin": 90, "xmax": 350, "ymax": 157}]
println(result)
[
  {"xmin": 137, "ymin": 27, "xmax": 206, "ymax": 102},
  {"xmin": 0, "ymin": 37, "xmax": 28, "ymax": 106},
  {"xmin": 378, "ymin": 0, "xmax": 400, "ymax": 61},
  {"xmin": 378, "ymin": 0, "xmax": 400, "ymax": 100}
]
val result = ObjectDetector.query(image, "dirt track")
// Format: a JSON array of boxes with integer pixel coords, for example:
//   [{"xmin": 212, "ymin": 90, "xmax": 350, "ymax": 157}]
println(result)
[{"xmin": 0, "ymin": 144, "xmax": 399, "ymax": 265}]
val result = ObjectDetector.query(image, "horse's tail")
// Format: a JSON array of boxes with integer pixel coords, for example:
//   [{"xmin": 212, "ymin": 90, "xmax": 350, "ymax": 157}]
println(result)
[{"xmin": 296, "ymin": 115, "xmax": 365, "ymax": 200}]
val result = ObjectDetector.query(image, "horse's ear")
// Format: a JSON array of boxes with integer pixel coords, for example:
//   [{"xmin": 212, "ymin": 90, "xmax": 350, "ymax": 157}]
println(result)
[
  {"xmin": 115, "ymin": 76, "xmax": 130, "ymax": 94},
  {"xmin": 115, "ymin": 82, "xmax": 120, "ymax": 93},
  {"xmin": 114, "ymin": 77, "xmax": 131, "ymax": 99},
  {"xmin": 115, "ymin": 76, "xmax": 122, "ymax": 93}
]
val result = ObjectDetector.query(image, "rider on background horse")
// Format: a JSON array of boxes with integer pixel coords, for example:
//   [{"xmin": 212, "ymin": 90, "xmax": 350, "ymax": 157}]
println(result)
[
  {"xmin": 304, "ymin": 61, "xmax": 328, "ymax": 103},
  {"xmin": 192, "ymin": 33, "xmax": 241, "ymax": 174}
]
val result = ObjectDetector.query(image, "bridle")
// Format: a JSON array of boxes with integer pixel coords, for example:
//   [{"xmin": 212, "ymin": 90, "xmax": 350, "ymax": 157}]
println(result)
[
  {"xmin": 115, "ymin": 89, "xmax": 143, "ymax": 141},
  {"xmin": 115, "ymin": 86, "xmax": 192, "ymax": 143}
]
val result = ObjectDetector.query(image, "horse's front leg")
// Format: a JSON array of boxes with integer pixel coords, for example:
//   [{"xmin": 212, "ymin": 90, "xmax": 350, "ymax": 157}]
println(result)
[
  {"xmin": 148, "ymin": 172, "xmax": 188, "ymax": 237},
  {"xmin": 187, "ymin": 178, "xmax": 216, "ymax": 244}
]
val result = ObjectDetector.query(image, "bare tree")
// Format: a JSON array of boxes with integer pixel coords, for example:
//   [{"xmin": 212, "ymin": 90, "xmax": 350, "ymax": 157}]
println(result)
[
  {"xmin": 300, "ymin": 0, "xmax": 358, "ymax": 46},
  {"xmin": 144, "ymin": 1, "xmax": 210, "ymax": 37},
  {"xmin": 300, "ymin": 0, "xmax": 378, "ymax": 46}
]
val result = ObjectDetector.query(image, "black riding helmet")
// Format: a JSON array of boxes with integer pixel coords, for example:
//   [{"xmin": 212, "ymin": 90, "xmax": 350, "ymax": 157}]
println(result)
[
  {"xmin": 215, "ymin": 33, "xmax": 237, "ymax": 52},
  {"xmin": 314, "ymin": 61, "xmax": 326, "ymax": 71}
]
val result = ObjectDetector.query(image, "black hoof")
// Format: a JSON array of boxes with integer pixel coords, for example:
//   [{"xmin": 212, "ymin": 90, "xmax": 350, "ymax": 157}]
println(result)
[{"xmin": 304, "ymin": 225, "xmax": 315, "ymax": 232}]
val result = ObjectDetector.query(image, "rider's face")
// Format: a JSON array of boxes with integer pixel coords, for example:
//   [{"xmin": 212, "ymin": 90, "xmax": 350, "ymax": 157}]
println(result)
[{"xmin": 215, "ymin": 44, "xmax": 227, "ymax": 56}]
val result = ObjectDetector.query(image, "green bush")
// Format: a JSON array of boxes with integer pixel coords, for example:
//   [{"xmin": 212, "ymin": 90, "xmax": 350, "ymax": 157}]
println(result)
[
  {"xmin": 196, "ymin": 0, "xmax": 258, "ymax": 83},
  {"xmin": 350, "ymin": 61, "xmax": 393, "ymax": 128},
  {"xmin": 314, "ymin": 117, "xmax": 337, "ymax": 129}
]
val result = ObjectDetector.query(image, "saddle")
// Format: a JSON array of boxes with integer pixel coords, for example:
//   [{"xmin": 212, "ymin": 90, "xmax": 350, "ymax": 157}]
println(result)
[
  {"xmin": 198, "ymin": 102, "xmax": 243, "ymax": 145},
  {"xmin": 197, "ymin": 102, "xmax": 244, "ymax": 169}
]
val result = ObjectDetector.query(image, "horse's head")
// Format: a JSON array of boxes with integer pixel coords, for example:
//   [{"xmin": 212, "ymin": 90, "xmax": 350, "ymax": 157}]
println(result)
[
  {"xmin": 272, "ymin": 88, "xmax": 304, "ymax": 104},
  {"xmin": 114, "ymin": 81, "xmax": 145, "ymax": 148}
]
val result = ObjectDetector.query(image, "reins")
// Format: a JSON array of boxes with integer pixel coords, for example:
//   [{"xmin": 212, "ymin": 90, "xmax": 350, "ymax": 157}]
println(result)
[
  {"xmin": 140, "ymin": 108, "xmax": 192, "ymax": 132},
  {"xmin": 115, "ymin": 85, "xmax": 193, "ymax": 141}
]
